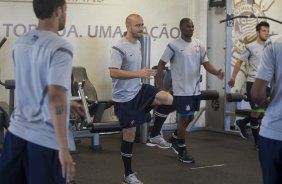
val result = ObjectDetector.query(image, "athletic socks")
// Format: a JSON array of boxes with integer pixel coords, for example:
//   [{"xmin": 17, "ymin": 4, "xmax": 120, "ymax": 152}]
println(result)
[
  {"xmin": 169, "ymin": 132, "xmax": 177, "ymax": 143},
  {"xmin": 177, "ymin": 139, "xmax": 186, "ymax": 154},
  {"xmin": 241, "ymin": 116, "xmax": 250, "ymax": 125},
  {"xmin": 121, "ymin": 140, "xmax": 133, "ymax": 176},
  {"xmin": 150, "ymin": 110, "xmax": 167, "ymax": 137},
  {"xmin": 173, "ymin": 130, "xmax": 178, "ymax": 137},
  {"xmin": 150, "ymin": 105, "xmax": 174, "ymax": 137},
  {"xmin": 250, "ymin": 117, "xmax": 260, "ymax": 145}
]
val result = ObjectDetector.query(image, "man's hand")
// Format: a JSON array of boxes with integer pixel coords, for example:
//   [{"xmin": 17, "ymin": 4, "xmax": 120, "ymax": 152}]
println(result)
[
  {"xmin": 70, "ymin": 101, "xmax": 84, "ymax": 117},
  {"xmin": 137, "ymin": 67, "xmax": 157, "ymax": 78},
  {"xmin": 216, "ymin": 69, "xmax": 224, "ymax": 80},
  {"xmin": 228, "ymin": 78, "xmax": 235, "ymax": 87},
  {"xmin": 59, "ymin": 148, "xmax": 76, "ymax": 183}
]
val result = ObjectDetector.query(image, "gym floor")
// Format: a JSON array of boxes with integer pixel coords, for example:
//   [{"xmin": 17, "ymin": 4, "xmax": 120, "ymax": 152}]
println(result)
[{"xmin": 73, "ymin": 131, "xmax": 261, "ymax": 184}]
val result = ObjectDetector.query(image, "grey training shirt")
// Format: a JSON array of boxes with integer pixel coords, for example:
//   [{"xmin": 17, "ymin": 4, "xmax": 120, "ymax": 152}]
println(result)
[
  {"xmin": 161, "ymin": 38, "xmax": 208, "ymax": 96},
  {"xmin": 256, "ymin": 37, "xmax": 282, "ymax": 141},
  {"xmin": 240, "ymin": 41, "xmax": 265, "ymax": 82},
  {"xmin": 110, "ymin": 38, "xmax": 142, "ymax": 102},
  {"xmin": 9, "ymin": 30, "xmax": 75, "ymax": 151}
]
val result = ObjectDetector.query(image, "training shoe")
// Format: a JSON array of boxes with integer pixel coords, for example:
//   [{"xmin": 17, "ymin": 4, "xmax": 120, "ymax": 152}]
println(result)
[
  {"xmin": 122, "ymin": 173, "xmax": 143, "ymax": 184},
  {"xmin": 168, "ymin": 137, "xmax": 179, "ymax": 154},
  {"xmin": 177, "ymin": 150, "xmax": 195, "ymax": 163},
  {"xmin": 235, "ymin": 120, "xmax": 248, "ymax": 139},
  {"xmin": 146, "ymin": 135, "xmax": 171, "ymax": 149}
]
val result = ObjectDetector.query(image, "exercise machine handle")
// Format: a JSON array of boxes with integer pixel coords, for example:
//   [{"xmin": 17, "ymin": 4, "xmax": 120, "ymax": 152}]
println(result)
[
  {"xmin": 77, "ymin": 81, "xmax": 93, "ymax": 127},
  {"xmin": 0, "ymin": 37, "xmax": 7, "ymax": 48}
]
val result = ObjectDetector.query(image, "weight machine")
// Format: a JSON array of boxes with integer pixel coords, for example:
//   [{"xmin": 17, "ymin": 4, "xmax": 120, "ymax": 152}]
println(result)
[{"xmin": 206, "ymin": 0, "xmax": 282, "ymax": 133}]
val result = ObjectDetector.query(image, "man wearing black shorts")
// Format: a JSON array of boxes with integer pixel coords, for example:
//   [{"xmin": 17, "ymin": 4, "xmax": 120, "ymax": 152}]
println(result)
[
  {"xmin": 109, "ymin": 14, "xmax": 173, "ymax": 184},
  {"xmin": 228, "ymin": 21, "xmax": 270, "ymax": 149},
  {"xmin": 0, "ymin": 0, "xmax": 84, "ymax": 183}
]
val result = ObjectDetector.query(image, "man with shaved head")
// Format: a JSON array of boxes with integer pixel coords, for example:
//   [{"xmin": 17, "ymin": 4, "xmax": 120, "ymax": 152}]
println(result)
[{"xmin": 109, "ymin": 14, "xmax": 173, "ymax": 184}]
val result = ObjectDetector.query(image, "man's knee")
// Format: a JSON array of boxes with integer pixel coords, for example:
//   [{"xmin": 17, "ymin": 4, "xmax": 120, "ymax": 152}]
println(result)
[
  {"xmin": 122, "ymin": 127, "xmax": 136, "ymax": 142},
  {"xmin": 177, "ymin": 114, "xmax": 194, "ymax": 126},
  {"xmin": 155, "ymin": 91, "xmax": 173, "ymax": 105},
  {"xmin": 250, "ymin": 111, "xmax": 260, "ymax": 119}
]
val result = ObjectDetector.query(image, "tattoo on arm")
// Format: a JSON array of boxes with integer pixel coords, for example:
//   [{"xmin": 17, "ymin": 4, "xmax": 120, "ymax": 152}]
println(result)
[{"xmin": 55, "ymin": 106, "xmax": 65, "ymax": 115}]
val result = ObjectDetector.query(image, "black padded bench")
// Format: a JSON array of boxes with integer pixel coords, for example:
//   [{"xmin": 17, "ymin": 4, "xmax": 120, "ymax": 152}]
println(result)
[{"xmin": 226, "ymin": 93, "xmax": 252, "ymax": 117}]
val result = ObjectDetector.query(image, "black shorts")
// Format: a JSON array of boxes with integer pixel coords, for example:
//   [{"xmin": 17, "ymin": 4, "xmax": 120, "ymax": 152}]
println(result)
[
  {"xmin": 174, "ymin": 95, "xmax": 201, "ymax": 116},
  {"xmin": 259, "ymin": 135, "xmax": 282, "ymax": 184},
  {"xmin": 246, "ymin": 82, "xmax": 271, "ymax": 110},
  {"xmin": 114, "ymin": 84, "xmax": 160, "ymax": 128},
  {"xmin": 0, "ymin": 131, "xmax": 65, "ymax": 184}
]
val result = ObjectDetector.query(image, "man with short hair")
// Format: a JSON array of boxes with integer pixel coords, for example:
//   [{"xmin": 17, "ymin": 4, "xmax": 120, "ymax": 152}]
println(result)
[
  {"xmin": 109, "ymin": 14, "xmax": 173, "ymax": 184},
  {"xmin": 0, "ymin": 0, "xmax": 84, "ymax": 183},
  {"xmin": 157, "ymin": 18, "xmax": 224, "ymax": 163},
  {"xmin": 228, "ymin": 21, "xmax": 270, "ymax": 149}
]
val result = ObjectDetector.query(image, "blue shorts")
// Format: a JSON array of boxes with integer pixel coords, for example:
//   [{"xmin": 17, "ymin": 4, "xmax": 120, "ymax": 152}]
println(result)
[
  {"xmin": 259, "ymin": 135, "xmax": 282, "ymax": 184},
  {"xmin": 114, "ymin": 84, "xmax": 160, "ymax": 128},
  {"xmin": 174, "ymin": 95, "xmax": 201, "ymax": 116},
  {"xmin": 246, "ymin": 82, "xmax": 271, "ymax": 110},
  {"xmin": 0, "ymin": 131, "xmax": 66, "ymax": 184}
]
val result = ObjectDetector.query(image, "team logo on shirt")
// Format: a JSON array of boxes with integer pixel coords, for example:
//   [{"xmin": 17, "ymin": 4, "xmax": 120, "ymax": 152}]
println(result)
[
  {"xmin": 31, "ymin": 35, "xmax": 39, "ymax": 42},
  {"xmin": 194, "ymin": 44, "xmax": 200, "ymax": 53}
]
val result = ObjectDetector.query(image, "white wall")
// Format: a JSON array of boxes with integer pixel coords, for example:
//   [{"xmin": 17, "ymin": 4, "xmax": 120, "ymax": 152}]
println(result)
[
  {"xmin": 0, "ymin": 0, "xmax": 208, "ymax": 106},
  {"xmin": 0, "ymin": 0, "xmax": 207, "ymax": 106}
]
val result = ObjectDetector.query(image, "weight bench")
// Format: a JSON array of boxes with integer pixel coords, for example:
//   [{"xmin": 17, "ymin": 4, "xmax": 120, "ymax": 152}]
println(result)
[
  {"xmin": 71, "ymin": 66, "xmax": 120, "ymax": 151},
  {"xmin": 160, "ymin": 90, "xmax": 220, "ymax": 131},
  {"xmin": 186, "ymin": 90, "xmax": 220, "ymax": 131},
  {"xmin": 226, "ymin": 93, "xmax": 252, "ymax": 117}
]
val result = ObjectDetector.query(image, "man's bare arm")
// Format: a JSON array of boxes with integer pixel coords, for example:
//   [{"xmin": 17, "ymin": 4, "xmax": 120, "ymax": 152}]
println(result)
[
  {"xmin": 109, "ymin": 67, "xmax": 156, "ymax": 79},
  {"xmin": 251, "ymin": 78, "xmax": 270, "ymax": 108},
  {"xmin": 48, "ymin": 85, "xmax": 75, "ymax": 182}
]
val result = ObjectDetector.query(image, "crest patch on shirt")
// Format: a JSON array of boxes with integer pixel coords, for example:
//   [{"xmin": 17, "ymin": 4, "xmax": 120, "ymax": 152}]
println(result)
[{"xmin": 194, "ymin": 44, "xmax": 200, "ymax": 53}]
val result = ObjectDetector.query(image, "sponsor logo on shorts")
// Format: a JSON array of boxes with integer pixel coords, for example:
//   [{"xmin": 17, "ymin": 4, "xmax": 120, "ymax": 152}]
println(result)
[
  {"xmin": 186, "ymin": 105, "xmax": 190, "ymax": 111},
  {"xmin": 130, "ymin": 120, "xmax": 135, "ymax": 126}
]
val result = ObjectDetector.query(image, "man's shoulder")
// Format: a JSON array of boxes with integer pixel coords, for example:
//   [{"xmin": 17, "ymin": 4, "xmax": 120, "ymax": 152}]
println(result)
[
  {"xmin": 170, "ymin": 38, "xmax": 182, "ymax": 44},
  {"xmin": 14, "ymin": 30, "xmax": 71, "ymax": 51},
  {"xmin": 272, "ymin": 37, "xmax": 282, "ymax": 48},
  {"xmin": 192, "ymin": 37, "xmax": 201, "ymax": 43},
  {"xmin": 246, "ymin": 41, "xmax": 261, "ymax": 49},
  {"xmin": 167, "ymin": 38, "xmax": 183, "ymax": 50},
  {"xmin": 113, "ymin": 38, "xmax": 128, "ymax": 49},
  {"xmin": 49, "ymin": 34, "xmax": 71, "ymax": 49},
  {"xmin": 112, "ymin": 38, "xmax": 141, "ymax": 55},
  {"xmin": 112, "ymin": 38, "xmax": 127, "ymax": 55}
]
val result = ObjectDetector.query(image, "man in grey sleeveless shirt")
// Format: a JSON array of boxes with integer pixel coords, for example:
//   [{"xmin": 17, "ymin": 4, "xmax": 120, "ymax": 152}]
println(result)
[{"xmin": 0, "ymin": 0, "xmax": 84, "ymax": 183}]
